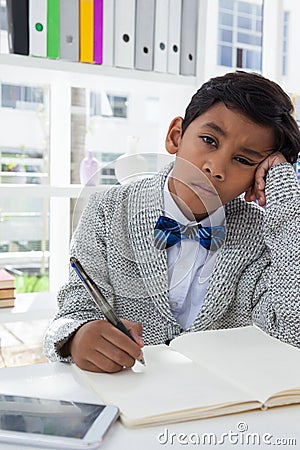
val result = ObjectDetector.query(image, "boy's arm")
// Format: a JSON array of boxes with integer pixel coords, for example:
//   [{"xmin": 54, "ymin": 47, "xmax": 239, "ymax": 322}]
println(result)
[{"xmin": 251, "ymin": 162, "xmax": 300, "ymax": 346}]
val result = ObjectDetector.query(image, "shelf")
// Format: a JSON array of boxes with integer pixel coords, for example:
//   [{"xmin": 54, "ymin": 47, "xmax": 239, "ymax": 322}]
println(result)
[
  {"xmin": 0, "ymin": 54, "xmax": 197, "ymax": 86},
  {"xmin": 0, "ymin": 183, "xmax": 108, "ymax": 198}
]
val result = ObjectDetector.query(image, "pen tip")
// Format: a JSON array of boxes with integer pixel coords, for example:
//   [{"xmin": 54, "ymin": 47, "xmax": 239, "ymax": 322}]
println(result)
[{"xmin": 139, "ymin": 356, "xmax": 146, "ymax": 366}]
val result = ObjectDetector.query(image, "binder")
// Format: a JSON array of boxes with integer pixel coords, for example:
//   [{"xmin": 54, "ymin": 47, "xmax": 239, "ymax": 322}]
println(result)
[
  {"xmin": 6, "ymin": 0, "xmax": 29, "ymax": 55},
  {"xmin": 29, "ymin": 0, "xmax": 47, "ymax": 57},
  {"xmin": 80, "ymin": 0, "xmax": 94, "ymax": 63},
  {"xmin": 135, "ymin": 0, "xmax": 155, "ymax": 71},
  {"xmin": 102, "ymin": 0, "xmax": 114, "ymax": 66},
  {"xmin": 114, "ymin": 0, "xmax": 135, "ymax": 68},
  {"xmin": 180, "ymin": 0, "xmax": 198, "ymax": 76},
  {"xmin": 153, "ymin": 0, "xmax": 169, "ymax": 73},
  {"xmin": 94, "ymin": 0, "xmax": 103, "ymax": 64},
  {"xmin": 47, "ymin": 0, "xmax": 60, "ymax": 59},
  {"xmin": 60, "ymin": 0, "xmax": 80, "ymax": 61},
  {"xmin": 167, "ymin": 0, "xmax": 182, "ymax": 75}
]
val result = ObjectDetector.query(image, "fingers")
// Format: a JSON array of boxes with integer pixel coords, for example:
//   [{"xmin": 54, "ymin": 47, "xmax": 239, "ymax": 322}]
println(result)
[
  {"xmin": 122, "ymin": 319, "xmax": 144, "ymax": 347},
  {"xmin": 244, "ymin": 186, "xmax": 256, "ymax": 203},
  {"xmin": 252, "ymin": 161, "xmax": 268, "ymax": 206},
  {"xmin": 254, "ymin": 175, "xmax": 266, "ymax": 207},
  {"xmin": 90, "ymin": 335, "xmax": 136, "ymax": 372},
  {"xmin": 70, "ymin": 320, "xmax": 144, "ymax": 373},
  {"xmin": 245, "ymin": 152, "xmax": 287, "ymax": 207}
]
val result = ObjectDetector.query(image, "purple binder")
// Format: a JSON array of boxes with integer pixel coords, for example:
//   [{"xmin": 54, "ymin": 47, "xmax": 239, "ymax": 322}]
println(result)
[{"xmin": 94, "ymin": 0, "xmax": 103, "ymax": 64}]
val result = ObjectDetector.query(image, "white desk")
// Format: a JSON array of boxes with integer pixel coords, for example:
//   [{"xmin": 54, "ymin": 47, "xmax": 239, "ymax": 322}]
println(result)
[{"xmin": 0, "ymin": 362, "xmax": 299, "ymax": 450}]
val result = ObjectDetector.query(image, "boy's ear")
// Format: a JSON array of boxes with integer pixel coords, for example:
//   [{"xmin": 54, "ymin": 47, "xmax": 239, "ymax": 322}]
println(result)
[{"xmin": 165, "ymin": 117, "xmax": 183, "ymax": 155}]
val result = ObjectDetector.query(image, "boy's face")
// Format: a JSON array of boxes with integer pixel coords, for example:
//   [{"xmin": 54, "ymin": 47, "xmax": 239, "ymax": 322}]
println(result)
[{"xmin": 165, "ymin": 102, "xmax": 275, "ymax": 221}]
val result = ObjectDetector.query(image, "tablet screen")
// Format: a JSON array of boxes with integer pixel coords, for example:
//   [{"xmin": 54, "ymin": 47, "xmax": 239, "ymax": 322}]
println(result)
[{"xmin": 0, "ymin": 394, "xmax": 105, "ymax": 439}]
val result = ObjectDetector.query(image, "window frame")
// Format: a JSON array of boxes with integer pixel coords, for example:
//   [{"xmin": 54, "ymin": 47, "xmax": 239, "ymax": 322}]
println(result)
[{"xmin": 217, "ymin": 0, "xmax": 263, "ymax": 71}]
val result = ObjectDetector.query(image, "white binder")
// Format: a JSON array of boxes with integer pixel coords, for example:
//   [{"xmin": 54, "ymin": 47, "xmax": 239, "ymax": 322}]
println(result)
[
  {"xmin": 60, "ymin": 0, "xmax": 79, "ymax": 61},
  {"xmin": 29, "ymin": 0, "xmax": 47, "ymax": 57},
  {"xmin": 180, "ymin": 0, "xmax": 198, "ymax": 76},
  {"xmin": 135, "ymin": 0, "xmax": 155, "ymax": 71},
  {"xmin": 153, "ymin": 0, "xmax": 169, "ymax": 73},
  {"xmin": 103, "ymin": 0, "xmax": 114, "ymax": 66},
  {"xmin": 167, "ymin": 0, "xmax": 182, "ymax": 75},
  {"xmin": 114, "ymin": 0, "xmax": 135, "ymax": 68}
]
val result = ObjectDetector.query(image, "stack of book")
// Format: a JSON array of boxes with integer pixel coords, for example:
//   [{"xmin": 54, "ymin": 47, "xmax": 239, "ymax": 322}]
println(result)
[
  {"xmin": 6, "ymin": 0, "xmax": 198, "ymax": 76},
  {"xmin": 0, "ymin": 269, "xmax": 16, "ymax": 308}
]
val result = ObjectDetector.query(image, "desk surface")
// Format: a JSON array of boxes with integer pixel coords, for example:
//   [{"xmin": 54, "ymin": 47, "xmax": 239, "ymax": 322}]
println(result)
[{"xmin": 0, "ymin": 362, "xmax": 299, "ymax": 450}]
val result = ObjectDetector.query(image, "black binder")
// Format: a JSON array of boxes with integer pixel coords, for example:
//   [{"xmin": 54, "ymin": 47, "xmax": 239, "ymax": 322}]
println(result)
[{"xmin": 6, "ymin": 0, "xmax": 29, "ymax": 55}]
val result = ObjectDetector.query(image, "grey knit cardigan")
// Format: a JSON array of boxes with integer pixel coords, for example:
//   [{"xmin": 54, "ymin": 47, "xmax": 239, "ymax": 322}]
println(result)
[{"xmin": 44, "ymin": 162, "xmax": 300, "ymax": 362}]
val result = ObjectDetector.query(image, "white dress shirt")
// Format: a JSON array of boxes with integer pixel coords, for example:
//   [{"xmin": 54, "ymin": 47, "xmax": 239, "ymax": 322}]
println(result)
[{"xmin": 163, "ymin": 176, "xmax": 225, "ymax": 329}]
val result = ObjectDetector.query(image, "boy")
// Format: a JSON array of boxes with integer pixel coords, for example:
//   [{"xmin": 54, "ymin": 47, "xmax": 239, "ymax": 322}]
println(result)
[{"xmin": 44, "ymin": 71, "xmax": 300, "ymax": 373}]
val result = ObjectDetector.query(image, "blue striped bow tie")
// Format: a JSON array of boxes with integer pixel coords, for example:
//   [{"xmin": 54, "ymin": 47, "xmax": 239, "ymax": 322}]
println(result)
[{"xmin": 154, "ymin": 216, "xmax": 225, "ymax": 251}]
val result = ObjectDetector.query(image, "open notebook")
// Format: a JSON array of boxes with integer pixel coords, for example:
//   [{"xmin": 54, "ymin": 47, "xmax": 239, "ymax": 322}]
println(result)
[{"xmin": 73, "ymin": 326, "xmax": 300, "ymax": 428}]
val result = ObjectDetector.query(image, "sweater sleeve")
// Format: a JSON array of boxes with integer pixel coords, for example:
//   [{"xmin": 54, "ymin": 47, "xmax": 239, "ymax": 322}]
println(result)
[
  {"xmin": 252, "ymin": 163, "xmax": 300, "ymax": 346},
  {"xmin": 43, "ymin": 192, "xmax": 113, "ymax": 362}
]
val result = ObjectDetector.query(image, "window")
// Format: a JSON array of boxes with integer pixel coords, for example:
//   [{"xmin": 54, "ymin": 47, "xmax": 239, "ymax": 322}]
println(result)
[
  {"xmin": 0, "ymin": 83, "xmax": 50, "ymax": 294},
  {"xmin": 107, "ymin": 95, "xmax": 128, "ymax": 118},
  {"xmin": 0, "ymin": 198, "xmax": 50, "ymax": 293},
  {"xmin": 218, "ymin": 0, "xmax": 263, "ymax": 71},
  {"xmin": 0, "ymin": 0, "xmax": 8, "ymax": 54},
  {"xmin": 0, "ymin": 4, "xmax": 7, "ymax": 31},
  {"xmin": 0, "ymin": 147, "xmax": 47, "ymax": 184},
  {"xmin": 282, "ymin": 11, "xmax": 289, "ymax": 76},
  {"xmin": 99, "ymin": 152, "xmax": 122, "ymax": 185},
  {"xmin": 90, "ymin": 92, "xmax": 128, "ymax": 118},
  {"xmin": 71, "ymin": 88, "xmax": 129, "ymax": 189},
  {"xmin": 1, "ymin": 84, "xmax": 45, "ymax": 110}
]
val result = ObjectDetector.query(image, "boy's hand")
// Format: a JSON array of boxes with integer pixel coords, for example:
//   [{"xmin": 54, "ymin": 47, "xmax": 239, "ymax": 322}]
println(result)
[
  {"xmin": 244, "ymin": 152, "xmax": 287, "ymax": 206},
  {"xmin": 66, "ymin": 319, "xmax": 144, "ymax": 373}
]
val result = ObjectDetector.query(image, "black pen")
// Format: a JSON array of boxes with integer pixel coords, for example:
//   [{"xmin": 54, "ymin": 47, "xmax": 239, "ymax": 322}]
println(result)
[{"xmin": 70, "ymin": 257, "xmax": 145, "ymax": 366}]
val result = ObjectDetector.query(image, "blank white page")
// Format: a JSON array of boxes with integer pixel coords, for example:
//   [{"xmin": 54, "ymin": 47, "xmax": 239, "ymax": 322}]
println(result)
[
  {"xmin": 74, "ymin": 344, "xmax": 254, "ymax": 427},
  {"xmin": 170, "ymin": 326, "xmax": 300, "ymax": 402}
]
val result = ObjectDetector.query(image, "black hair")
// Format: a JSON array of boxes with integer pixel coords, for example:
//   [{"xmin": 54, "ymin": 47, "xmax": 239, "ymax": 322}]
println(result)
[{"xmin": 181, "ymin": 71, "xmax": 300, "ymax": 164}]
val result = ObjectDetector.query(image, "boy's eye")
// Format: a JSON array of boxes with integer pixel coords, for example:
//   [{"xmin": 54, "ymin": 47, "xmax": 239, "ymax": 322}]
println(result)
[
  {"xmin": 201, "ymin": 136, "xmax": 217, "ymax": 146},
  {"xmin": 235, "ymin": 156, "xmax": 256, "ymax": 166}
]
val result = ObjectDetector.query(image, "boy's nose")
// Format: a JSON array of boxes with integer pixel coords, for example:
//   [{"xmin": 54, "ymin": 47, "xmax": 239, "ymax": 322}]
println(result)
[{"xmin": 203, "ymin": 162, "xmax": 225, "ymax": 181}]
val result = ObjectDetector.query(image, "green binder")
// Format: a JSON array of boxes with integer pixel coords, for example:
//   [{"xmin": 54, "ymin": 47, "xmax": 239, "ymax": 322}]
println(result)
[{"xmin": 47, "ymin": 0, "xmax": 60, "ymax": 58}]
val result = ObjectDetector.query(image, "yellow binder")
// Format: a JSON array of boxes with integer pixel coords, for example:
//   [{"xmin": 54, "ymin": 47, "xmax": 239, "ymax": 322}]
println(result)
[{"xmin": 80, "ymin": 0, "xmax": 94, "ymax": 63}]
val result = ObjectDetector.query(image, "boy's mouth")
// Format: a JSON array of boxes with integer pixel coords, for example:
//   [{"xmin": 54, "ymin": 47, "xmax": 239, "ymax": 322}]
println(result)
[{"xmin": 190, "ymin": 182, "xmax": 218, "ymax": 197}]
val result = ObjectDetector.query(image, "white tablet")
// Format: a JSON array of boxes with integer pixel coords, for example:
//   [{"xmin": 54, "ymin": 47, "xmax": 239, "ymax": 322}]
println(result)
[{"xmin": 0, "ymin": 393, "xmax": 119, "ymax": 449}]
